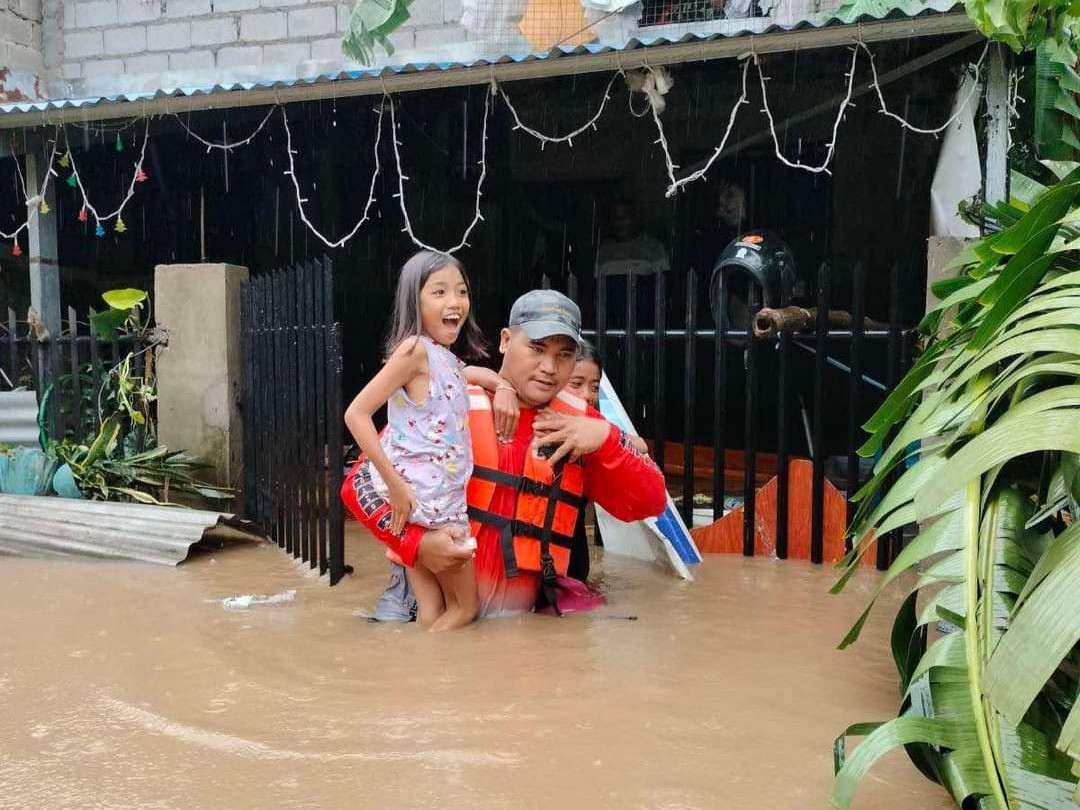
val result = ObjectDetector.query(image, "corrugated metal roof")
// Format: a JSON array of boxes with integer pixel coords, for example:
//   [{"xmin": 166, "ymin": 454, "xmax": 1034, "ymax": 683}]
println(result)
[
  {"xmin": 0, "ymin": 493, "xmax": 267, "ymax": 566},
  {"xmin": 0, "ymin": 4, "xmax": 970, "ymax": 123},
  {"xmin": 0, "ymin": 391, "xmax": 38, "ymax": 448}
]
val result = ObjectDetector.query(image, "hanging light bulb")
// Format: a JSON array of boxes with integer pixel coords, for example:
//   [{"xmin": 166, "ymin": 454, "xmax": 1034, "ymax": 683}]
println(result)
[
  {"xmin": 78, "ymin": 206, "xmax": 88, "ymax": 223},
  {"xmin": 39, "ymin": 199, "xmax": 50, "ymax": 215},
  {"xmin": 114, "ymin": 216, "xmax": 127, "ymax": 234},
  {"xmin": 58, "ymin": 152, "xmax": 70, "ymax": 168},
  {"xmin": 115, "ymin": 133, "xmax": 123, "ymax": 152},
  {"xmin": 12, "ymin": 240, "xmax": 22, "ymax": 257},
  {"xmin": 95, "ymin": 222, "xmax": 105, "ymax": 237},
  {"xmin": 134, "ymin": 166, "xmax": 148, "ymax": 183},
  {"xmin": 66, "ymin": 173, "xmax": 78, "ymax": 188}
]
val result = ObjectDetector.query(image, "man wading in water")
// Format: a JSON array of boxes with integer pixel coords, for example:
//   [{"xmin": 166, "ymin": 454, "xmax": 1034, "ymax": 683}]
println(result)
[{"xmin": 343, "ymin": 290, "xmax": 668, "ymax": 619}]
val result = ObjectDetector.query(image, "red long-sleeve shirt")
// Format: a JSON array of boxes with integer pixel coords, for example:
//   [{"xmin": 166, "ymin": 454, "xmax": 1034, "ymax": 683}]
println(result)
[{"xmin": 343, "ymin": 403, "xmax": 667, "ymax": 617}]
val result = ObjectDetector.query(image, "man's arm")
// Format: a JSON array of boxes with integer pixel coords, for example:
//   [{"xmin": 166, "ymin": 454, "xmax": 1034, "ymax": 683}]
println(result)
[
  {"xmin": 580, "ymin": 414, "xmax": 667, "ymax": 522},
  {"xmin": 342, "ymin": 458, "xmax": 427, "ymax": 566},
  {"xmin": 532, "ymin": 409, "xmax": 667, "ymax": 522}
]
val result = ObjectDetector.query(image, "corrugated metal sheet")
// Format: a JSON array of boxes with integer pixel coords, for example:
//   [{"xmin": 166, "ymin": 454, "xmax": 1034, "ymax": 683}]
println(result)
[
  {"xmin": 0, "ymin": 5, "xmax": 970, "ymax": 124},
  {"xmin": 0, "ymin": 493, "xmax": 267, "ymax": 566},
  {"xmin": 0, "ymin": 391, "xmax": 38, "ymax": 448}
]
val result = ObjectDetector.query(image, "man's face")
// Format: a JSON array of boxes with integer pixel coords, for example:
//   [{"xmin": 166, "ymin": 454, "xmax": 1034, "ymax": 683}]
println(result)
[{"xmin": 499, "ymin": 329, "xmax": 578, "ymax": 407}]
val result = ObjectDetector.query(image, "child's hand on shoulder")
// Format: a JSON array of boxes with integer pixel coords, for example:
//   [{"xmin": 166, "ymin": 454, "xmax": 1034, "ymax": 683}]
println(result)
[{"xmin": 493, "ymin": 380, "xmax": 520, "ymax": 443}]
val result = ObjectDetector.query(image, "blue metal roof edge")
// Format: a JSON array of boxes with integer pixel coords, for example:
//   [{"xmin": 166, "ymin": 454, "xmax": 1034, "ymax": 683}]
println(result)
[{"xmin": 0, "ymin": 5, "xmax": 968, "ymax": 116}]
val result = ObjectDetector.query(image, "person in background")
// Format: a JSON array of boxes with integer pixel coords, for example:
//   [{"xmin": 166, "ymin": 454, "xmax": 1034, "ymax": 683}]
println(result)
[
  {"xmin": 595, "ymin": 198, "xmax": 670, "ymax": 280},
  {"xmin": 343, "ymin": 250, "xmax": 486, "ymax": 632}
]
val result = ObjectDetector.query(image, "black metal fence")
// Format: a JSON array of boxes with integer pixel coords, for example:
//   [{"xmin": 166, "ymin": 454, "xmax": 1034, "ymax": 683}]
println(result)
[
  {"xmin": 240, "ymin": 257, "xmax": 348, "ymax": 585},
  {"xmin": 584, "ymin": 260, "xmax": 916, "ymax": 570},
  {"xmin": 0, "ymin": 306, "xmax": 155, "ymax": 448}
]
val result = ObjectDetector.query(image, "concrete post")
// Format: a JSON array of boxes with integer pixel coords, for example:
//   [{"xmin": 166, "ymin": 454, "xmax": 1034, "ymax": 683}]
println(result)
[
  {"xmin": 154, "ymin": 264, "xmax": 248, "ymax": 488},
  {"xmin": 25, "ymin": 144, "xmax": 61, "ymax": 338},
  {"xmin": 984, "ymin": 44, "xmax": 1010, "ymax": 208},
  {"xmin": 926, "ymin": 236, "xmax": 973, "ymax": 334}
]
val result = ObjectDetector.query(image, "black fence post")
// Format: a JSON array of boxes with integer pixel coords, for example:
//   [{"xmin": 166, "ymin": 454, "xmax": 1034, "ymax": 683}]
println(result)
[
  {"xmin": 240, "ymin": 283, "xmax": 256, "ymax": 521},
  {"xmin": 5, "ymin": 308, "xmax": 17, "ymax": 386},
  {"xmin": 742, "ymin": 284, "xmax": 760, "ymax": 557},
  {"xmin": 811, "ymin": 263, "xmax": 830, "ymax": 565},
  {"xmin": 681, "ymin": 266, "xmax": 697, "ymax": 526},
  {"xmin": 625, "ymin": 271, "xmax": 637, "ymax": 426},
  {"xmin": 846, "ymin": 262, "xmax": 867, "ymax": 536},
  {"xmin": 652, "ymin": 270, "xmax": 666, "ymax": 472},
  {"xmin": 596, "ymin": 271, "xmax": 608, "ymax": 367},
  {"xmin": 87, "ymin": 308, "xmax": 102, "ymax": 431},
  {"xmin": 879, "ymin": 260, "xmax": 904, "ymax": 570},
  {"xmin": 712, "ymin": 270, "xmax": 727, "ymax": 523},
  {"xmin": 775, "ymin": 285, "xmax": 792, "ymax": 560}
]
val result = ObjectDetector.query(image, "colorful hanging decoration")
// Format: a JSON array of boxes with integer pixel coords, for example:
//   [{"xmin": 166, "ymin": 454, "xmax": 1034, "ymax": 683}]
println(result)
[
  {"xmin": 134, "ymin": 166, "xmax": 148, "ymax": 183},
  {"xmin": 95, "ymin": 222, "xmax": 105, "ymax": 237},
  {"xmin": 58, "ymin": 152, "xmax": 70, "ymax": 169},
  {"xmin": 66, "ymin": 173, "xmax": 78, "ymax": 188},
  {"xmin": 115, "ymin": 133, "xmax": 123, "ymax": 152},
  {"xmin": 114, "ymin": 217, "xmax": 127, "ymax": 234},
  {"xmin": 78, "ymin": 206, "xmax": 88, "ymax": 223},
  {"xmin": 39, "ymin": 199, "xmax": 50, "ymax": 215},
  {"xmin": 11, "ymin": 240, "xmax": 22, "ymax": 257}
]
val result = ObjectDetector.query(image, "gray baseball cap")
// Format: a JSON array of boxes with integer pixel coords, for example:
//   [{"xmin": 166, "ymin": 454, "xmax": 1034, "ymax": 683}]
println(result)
[{"xmin": 508, "ymin": 290, "xmax": 582, "ymax": 344}]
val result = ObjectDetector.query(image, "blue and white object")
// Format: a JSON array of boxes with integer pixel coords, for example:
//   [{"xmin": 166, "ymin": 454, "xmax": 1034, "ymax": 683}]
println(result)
[{"xmin": 594, "ymin": 372, "xmax": 702, "ymax": 580}]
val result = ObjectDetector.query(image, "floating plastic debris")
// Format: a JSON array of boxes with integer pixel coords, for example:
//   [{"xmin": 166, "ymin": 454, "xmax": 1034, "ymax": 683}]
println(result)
[{"xmin": 221, "ymin": 589, "xmax": 296, "ymax": 610}]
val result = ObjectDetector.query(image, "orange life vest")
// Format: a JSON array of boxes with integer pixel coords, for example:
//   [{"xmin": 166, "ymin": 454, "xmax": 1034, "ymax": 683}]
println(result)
[{"xmin": 464, "ymin": 386, "xmax": 587, "ymax": 599}]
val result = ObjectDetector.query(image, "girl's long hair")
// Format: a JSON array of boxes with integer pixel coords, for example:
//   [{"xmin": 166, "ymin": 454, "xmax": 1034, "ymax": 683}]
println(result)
[
  {"xmin": 576, "ymin": 339, "xmax": 603, "ymax": 375},
  {"xmin": 385, "ymin": 250, "xmax": 488, "ymax": 360}
]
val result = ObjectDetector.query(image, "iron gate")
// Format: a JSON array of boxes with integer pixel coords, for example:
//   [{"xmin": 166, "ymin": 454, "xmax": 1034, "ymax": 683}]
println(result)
[
  {"xmin": 582, "ymin": 259, "xmax": 916, "ymax": 570},
  {"xmin": 240, "ymin": 257, "xmax": 348, "ymax": 584}
]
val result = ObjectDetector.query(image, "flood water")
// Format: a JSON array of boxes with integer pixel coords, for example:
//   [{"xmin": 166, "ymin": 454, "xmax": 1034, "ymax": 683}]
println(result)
[{"xmin": 1, "ymin": 527, "xmax": 952, "ymax": 810}]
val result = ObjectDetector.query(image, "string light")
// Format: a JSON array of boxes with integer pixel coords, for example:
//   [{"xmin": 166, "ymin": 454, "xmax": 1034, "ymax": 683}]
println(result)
[
  {"xmin": 281, "ymin": 103, "xmax": 384, "ymax": 250},
  {"xmin": 70, "ymin": 118, "xmax": 143, "ymax": 135},
  {"xmin": 861, "ymin": 40, "xmax": 989, "ymax": 136},
  {"xmin": 661, "ymin": 58, "xmax": 751, "ymax": 198},
  {"xmin": 64, "ymin": 118, "xmax": 150, "ymax": 232},
  {"xmin": 388, "ymin": 86, "xmax": 491, "ymax": 256},
  {"xmin": 0, "ymin": 130, "xmax": 60, "ymax": 241},
  {"xmin": 500, "ymin": 72, "xmax": 620, "ymax": 148},
  {"xmin": 756, "ymin": 46, "xmax": 859, "ymax": 176},
  {"xmin": 0, "ymin": 42, "xmax": 990, "ymax": 252},
  {"xmin": 174, "ymin": 107, "xmax": 277, "ymax": 152}
]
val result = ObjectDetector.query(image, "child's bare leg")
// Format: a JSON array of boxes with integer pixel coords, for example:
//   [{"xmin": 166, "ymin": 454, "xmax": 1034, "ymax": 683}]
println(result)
[
  {"xmin": 405, "ymin": 565, "xmax": 445, "ymax": 629},
  {"xmin": 429, "ymin": 561, "xmax": 478, "ymax": 632}
]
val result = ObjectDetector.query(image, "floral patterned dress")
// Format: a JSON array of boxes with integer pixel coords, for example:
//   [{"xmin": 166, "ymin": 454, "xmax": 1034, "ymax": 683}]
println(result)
[{"xmin": 366, "ymin": 335, "xmax": 473, "ymax": 532}]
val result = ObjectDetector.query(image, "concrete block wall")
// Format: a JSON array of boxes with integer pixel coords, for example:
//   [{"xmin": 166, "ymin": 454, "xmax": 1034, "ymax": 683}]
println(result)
[
  {"xmin": 49, "ymin": 0, "xmax": 470, "ymax": 93},
  {"xmin": 1, "ymin": 0, "xmax": 46, "ymax": 77}
]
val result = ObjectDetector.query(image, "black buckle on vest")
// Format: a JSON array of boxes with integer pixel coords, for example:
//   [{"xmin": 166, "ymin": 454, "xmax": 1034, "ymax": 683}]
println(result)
[
  {"xmin": 540, "ymin": 553, "xmax": 562, "ymax": 617},
  {"xmin": 467, "ymin": 507, "xmax": 576, "ymax": 549},
  {"xmin": 473, "ymin": 465, "xmax": 585, "ymax": 508}
]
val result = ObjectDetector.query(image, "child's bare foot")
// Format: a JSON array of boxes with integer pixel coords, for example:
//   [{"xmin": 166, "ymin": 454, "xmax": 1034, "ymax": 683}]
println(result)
[
  {"xmin": 429, "ymin": 604, "xmax": 477, "ymax": 632},
  {"xmin": 416, "ymin": 606, "xmax": 445, "ymax": 629}
]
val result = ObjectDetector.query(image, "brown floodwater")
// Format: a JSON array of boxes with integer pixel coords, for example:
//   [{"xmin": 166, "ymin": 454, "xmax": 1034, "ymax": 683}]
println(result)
[{"xmin": 0, "ymin": 526, "xmax": 953, "ymax": 810}]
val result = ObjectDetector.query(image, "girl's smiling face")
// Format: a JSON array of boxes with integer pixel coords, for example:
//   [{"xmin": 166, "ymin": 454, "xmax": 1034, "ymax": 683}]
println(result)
[
  {"xmin": 566, "ymin": 359, "xmax": 601, "ymax": 409},
  {"xmin": 419, "ymin": 265, "xmax": 470, "ymax": 347}
]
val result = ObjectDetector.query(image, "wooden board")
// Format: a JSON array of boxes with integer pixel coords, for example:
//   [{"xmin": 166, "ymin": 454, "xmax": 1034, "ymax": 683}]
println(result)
[{"xmin": 690, "ymin": 458, "xmax": 876, "ymax": 566}]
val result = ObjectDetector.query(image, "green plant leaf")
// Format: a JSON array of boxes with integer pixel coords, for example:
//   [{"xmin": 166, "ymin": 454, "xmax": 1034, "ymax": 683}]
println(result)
[
  {"xmin": 101, "ymin": 288, "xmax": 147, "ymax": 311},
  {"xmin": 831, "ymin": 717, "xmax": 973, "ymax": 810},
  {"xmin": 90, "ymin": 308, "xmax": 130, "ymax": 340},
  {"xmin": 983, "ymin": 523, "xmax": 1080, "ymax": 729}
]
